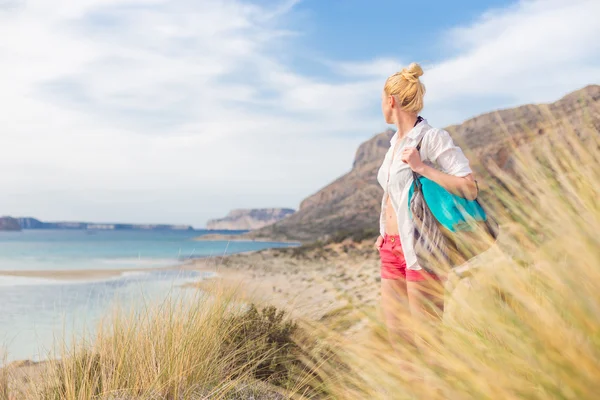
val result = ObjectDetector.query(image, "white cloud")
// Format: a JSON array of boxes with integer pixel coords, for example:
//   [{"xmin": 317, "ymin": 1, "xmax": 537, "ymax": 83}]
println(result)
[
  {"xmin": 0, "ymin": 0, "xmax": 598, "ymax": 227},
  {"xmin": 0, "ymin": 0, "xmax": 379, "ymax": 226},
  {"xmin": 416, "ymin": 0, "xmax": 600, "ymax": 125},
  {"xmin": 328, "ymin": 0, "xmax": 600, "ymax": 125},
  {"xmin": 426, "ymin": 0, "xmax": 600, "ymax": 105}
]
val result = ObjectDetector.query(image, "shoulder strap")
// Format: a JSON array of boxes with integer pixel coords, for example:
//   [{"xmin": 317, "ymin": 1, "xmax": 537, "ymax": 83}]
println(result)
[
  {"xmin": 412, "ymin": 116, "xmax": 425, "ymax": 192},
  {"xmin": 414, "ymin": 116, "xmax": 425, "ymax": 151}
]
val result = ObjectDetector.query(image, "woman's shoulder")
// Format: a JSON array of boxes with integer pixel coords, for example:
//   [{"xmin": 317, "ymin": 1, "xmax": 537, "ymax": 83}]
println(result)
[
  {"xmin": 419, "ymin": 123, "xmax": 454, "ymax": 149},
  {"xmin": 418, "ymin": 123, "xmax": 467, "ymax": 163}
]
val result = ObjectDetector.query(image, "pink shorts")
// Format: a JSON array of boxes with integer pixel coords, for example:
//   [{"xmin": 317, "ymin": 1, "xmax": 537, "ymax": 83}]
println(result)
[{"xmin": 379, "ymin": 234, "xmax": 442, "ymax": 281}]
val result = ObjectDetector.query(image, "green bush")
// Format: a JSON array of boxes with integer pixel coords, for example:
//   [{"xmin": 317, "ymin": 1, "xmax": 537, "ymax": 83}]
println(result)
[{"xmin": 221, "ymin": 304, "xmax": 300, "ymax": 387}]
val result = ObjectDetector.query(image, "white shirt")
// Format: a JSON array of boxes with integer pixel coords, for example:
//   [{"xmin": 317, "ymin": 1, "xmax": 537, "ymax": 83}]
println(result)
[{"xmin": 377, "ymin": 119, "xmax": 473, "ymax": 270}]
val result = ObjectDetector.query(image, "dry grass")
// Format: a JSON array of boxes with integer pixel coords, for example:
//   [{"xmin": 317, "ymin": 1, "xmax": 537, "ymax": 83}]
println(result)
[
  {"xmin": 27, "ymin": 285, "xmax": 326, "ymax": 400},
  {"xmin": 0, "ymin": 359, "xmax": 9, "ymax": 400},
  {"xmin": 312, "ymin": 106, "xmax": 600, "ymax": 399},
  {"xmin": 5, "ymin": 103, "xmax": 600, "ymax": 399}
]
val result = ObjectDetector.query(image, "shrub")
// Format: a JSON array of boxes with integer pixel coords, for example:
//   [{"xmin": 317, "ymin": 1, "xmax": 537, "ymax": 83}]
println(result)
[{"xmin": 221, "ymin": 304, "xmax": 299, "ymax": 387}]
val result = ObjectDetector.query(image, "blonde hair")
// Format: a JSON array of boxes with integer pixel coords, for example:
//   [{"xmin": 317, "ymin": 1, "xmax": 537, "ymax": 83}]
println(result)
[{"xmin": 384, "ymin": 62, "xmax": 426, "ymax": 114}]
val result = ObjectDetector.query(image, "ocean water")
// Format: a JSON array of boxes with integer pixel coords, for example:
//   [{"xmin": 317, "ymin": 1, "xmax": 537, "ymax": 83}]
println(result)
[{"xmin": 0, "ymin": 230, "xmax": 296, "ymax": 363}]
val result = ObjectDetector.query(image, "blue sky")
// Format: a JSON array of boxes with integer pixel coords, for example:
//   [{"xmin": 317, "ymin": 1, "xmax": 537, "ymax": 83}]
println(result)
[
  {"xmin": 0, "ymin": 0, "xmax": 598, "ymax": 228},
  {"xmin": 294, "ymin": 0, "xmax": 511, "ymax": 59}
]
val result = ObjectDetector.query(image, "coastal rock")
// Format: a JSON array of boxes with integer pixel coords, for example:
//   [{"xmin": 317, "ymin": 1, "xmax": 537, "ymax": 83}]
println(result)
[
  {"xmin": 0, "ymin": 216, "xmax": 21, "ymax": 231},
  {"xmin": 248, "ymin": 85, "xmax": 600, "ymax": 242},
  {"xmin": 206, "ymin": 208, "xmax": 295, "ymax": 231}
]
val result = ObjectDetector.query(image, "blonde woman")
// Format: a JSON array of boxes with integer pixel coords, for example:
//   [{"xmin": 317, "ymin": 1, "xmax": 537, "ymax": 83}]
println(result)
[{"xmin": 375, "ymin": 63, "xmax": 478, "ymax": 346}]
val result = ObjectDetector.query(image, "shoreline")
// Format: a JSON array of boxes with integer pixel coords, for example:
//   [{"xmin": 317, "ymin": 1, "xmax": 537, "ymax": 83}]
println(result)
[
  {"xmin": 0, "ymin": 252, "xmax": 259, "ymax": 282},
  {"xmin": 0, "ymin": 246, "xmax": 292, "ymax": 282},
  {"xmin": 0, "ymin": 239, "xmax": 382, "ymax": 393},
  {"xmin": 0, "ymin": 238, "xmax": 380, "ymax": 341},
  {"xmin": 0, "ymin": 268, "xmax": 147, "ymax": 280},
  {"xmin": 0, "ymin": 238, "xmax": 381, "ymax": 321}
]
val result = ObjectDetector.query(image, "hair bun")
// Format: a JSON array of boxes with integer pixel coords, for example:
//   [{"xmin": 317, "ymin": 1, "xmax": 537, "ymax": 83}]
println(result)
[{"xmin": 400, "ymin": 62, "xmax": 423, "ymax": 83}]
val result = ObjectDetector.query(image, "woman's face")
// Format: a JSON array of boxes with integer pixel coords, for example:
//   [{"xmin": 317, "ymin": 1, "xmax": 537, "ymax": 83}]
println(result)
[{"xmin": 381, "ymin": 90, "xmax": 393, "ymax": 124}]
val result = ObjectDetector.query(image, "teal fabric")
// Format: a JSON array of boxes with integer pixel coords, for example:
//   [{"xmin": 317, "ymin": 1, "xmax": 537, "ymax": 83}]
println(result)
[{"xmin": 408, "ymin": 177, "xmax": 488, "ymax": 232}]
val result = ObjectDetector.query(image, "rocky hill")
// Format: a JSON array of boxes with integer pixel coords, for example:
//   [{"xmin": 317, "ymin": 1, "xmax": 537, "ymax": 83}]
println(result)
[
  {"xmin": 247, "ymin": 85, "xmax": 600, "ymax": 242},
  {"xmin": 446, "ymin": 85, "xmax": 600, "ymax": 171},
  {"xmin": 206, "ymin": 208, "xmax": 295, "ymax": 231}
]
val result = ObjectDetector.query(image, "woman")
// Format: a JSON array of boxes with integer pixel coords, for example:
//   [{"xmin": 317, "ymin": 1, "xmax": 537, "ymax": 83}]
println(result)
[{"xmin": 375, "ymin": 63, "xmax": 478, "ymax": 347}]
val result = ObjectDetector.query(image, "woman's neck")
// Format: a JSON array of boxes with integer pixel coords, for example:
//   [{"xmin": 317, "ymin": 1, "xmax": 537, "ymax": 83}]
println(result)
[{"xmin": 395, "ymin": 113, "xmax": 419, "ymax": 139}]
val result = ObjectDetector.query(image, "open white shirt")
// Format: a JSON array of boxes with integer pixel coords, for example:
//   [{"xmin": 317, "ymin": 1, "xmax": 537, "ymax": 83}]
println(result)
[{"xmin": 377, "ymin": 119, "xmax": 473, "ymax": 270}]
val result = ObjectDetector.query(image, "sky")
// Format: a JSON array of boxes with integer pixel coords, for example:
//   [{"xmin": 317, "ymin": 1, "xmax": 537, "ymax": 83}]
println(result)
[{"xmin": 0, "ymin": 0, "xmax": 599, "ymax": 228}]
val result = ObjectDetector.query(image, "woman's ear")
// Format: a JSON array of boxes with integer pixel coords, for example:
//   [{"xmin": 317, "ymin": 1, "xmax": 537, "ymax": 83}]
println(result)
[{"xmin": 388, "ymin": 95, "xmax": 395, "ymax": 109}]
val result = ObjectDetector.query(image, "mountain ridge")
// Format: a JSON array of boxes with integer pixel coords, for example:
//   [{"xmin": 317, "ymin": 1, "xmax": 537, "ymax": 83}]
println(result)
[{"xmin": 247, "ymin": 84, "xmax": 600, "ymax": 242}]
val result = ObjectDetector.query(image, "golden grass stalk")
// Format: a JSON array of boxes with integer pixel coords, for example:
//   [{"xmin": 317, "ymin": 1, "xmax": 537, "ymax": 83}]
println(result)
[{"xmin": 314, "ymin": 103, "xmax": 600, "ymax": 399}]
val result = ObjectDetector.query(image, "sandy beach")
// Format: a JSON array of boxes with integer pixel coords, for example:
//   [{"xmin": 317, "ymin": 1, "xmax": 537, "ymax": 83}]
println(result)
[{"xmin": 181, "ymin": 239, "xmax": 382, "ymax": 322}]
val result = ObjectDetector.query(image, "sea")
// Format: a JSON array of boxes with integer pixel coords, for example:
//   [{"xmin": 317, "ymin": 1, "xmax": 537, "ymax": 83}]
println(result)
[{"xmin": 0, "ymin": 229, "xmax": 296, "ymax": 363}]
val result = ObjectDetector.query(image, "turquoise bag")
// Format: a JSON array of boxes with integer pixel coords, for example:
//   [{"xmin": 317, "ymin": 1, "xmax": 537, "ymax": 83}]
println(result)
[
  {"xmin": 408, "ymin": 177, "xmax": 488, "ymax": 232},
  {"xmin": 408, "ymin": 137, "xmax": 499, "ymax": 272}
]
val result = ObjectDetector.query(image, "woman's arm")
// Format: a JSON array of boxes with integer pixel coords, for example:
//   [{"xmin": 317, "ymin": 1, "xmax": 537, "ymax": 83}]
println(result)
[
  {"xmin": 405, "ymin": 155, "xmax": 478, "ymax": 200},
  {"xmin": 401, "ymin": 130, "xmax": 478, "ymax": 200}
]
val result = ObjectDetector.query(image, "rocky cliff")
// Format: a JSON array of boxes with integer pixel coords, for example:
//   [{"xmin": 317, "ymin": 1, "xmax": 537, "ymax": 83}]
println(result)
[
  {"xmin": 206, "ymin": 208, "xmax": 295, "ymax": 231},
  {"xmin": 248, "ymin": 85, "xmax": 600, "ymax": 242},
  {"xmin": 446, "ymin": 85, "xmax": 600, "ymax": 172},
  {"xmin": 0, "ymin": 217, "xmax": 21, "ymax": 231}
]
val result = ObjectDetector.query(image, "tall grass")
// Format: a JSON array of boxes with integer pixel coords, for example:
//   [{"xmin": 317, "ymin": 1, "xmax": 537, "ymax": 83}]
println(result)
[
  {"xmin": 31, "ymin": 285, "xmax": 326, "ymax": 400},
  {"xmin": 314, "ymin": 107, "xmax": 600, "ymax": 399},
  {"xmin": 0, "ymin": 356, "xmax": 8, "ymax": 400},
  {"xmin": 5, "ymin": 105, "xmax": 600, "ymax": 399}
]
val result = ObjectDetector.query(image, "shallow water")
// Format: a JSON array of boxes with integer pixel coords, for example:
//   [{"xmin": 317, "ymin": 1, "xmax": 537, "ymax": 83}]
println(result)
[{"xmin": 0, "ymin": 230, "xmax": 295, "ymax": 362}]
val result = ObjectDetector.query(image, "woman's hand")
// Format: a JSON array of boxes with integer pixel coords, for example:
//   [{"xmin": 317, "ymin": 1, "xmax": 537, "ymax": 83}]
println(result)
[
  {"xmin": 374, "ymin": 235, "xmax": 384, "ymax": 250},
  {"xmin": 401, "ymin": 147, "xmax": 425, "ymax": 173}
]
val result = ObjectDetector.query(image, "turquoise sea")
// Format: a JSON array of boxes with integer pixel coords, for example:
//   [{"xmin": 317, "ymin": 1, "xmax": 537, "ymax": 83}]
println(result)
[{"xmin": 0, "ymin": 229, "xmax": 295, "ymax": 363}]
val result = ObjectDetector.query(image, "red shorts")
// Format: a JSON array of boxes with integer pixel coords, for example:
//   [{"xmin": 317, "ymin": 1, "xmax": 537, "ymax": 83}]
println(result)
[{"xmin": 379, "ymin": 234, "xmax": 442, "ymax": 281}]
